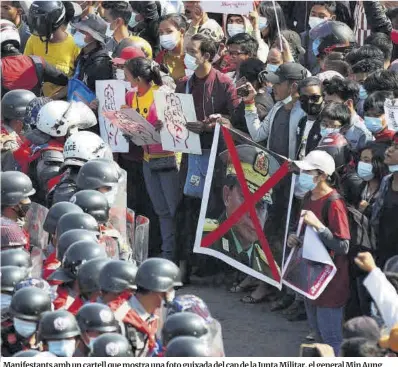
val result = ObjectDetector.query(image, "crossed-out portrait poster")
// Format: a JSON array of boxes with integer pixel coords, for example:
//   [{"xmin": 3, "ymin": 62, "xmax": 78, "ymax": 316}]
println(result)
[{"xmin": 193, "ymin": 124, "xmax": 290, "ymax": 288}]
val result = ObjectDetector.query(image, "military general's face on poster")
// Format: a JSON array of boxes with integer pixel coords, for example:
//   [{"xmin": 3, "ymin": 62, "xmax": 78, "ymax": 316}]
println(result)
[{"xmin": 194, "ymin": 126, "xmax": 288, "ymax": 288}]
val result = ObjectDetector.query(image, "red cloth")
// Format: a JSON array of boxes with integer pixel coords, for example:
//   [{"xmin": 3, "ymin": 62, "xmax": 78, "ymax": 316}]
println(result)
[
  {"xmin": 42, "ymin": 252, "xmax": 61, "ymax": 282},
  {"xmin": 53, "ymin": 285, "xmax": 76, "ymax": 310},
  {"xmin": 67, "ymin": 296, "xmax": 85, "ymax": 315},
  {"xmin": 303, "ymin": 190, "xmax": 351, "ymax": 308},
  {"xmin": 107, "ymin": 291, "xmax": 157, "ymax": 353},
  {"xmin": 374, "ymin": 128, "xmax": 396, "ymax": 143},
  {"xmin": 1, "ymin": 55, "xmax": 39, "ymax": 91}
]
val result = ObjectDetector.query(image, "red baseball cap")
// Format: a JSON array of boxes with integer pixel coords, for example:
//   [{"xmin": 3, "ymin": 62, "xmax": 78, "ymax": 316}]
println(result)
[{"xmin": 112, "ymin": 46, "xmax": 145, "ymax": 65}]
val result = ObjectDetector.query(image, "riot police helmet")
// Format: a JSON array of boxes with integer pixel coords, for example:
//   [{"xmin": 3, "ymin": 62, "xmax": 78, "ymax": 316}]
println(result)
[
  {"xmin": 70, "ymin": 190, "xmax": 110, "ymax": 224},
  {"xmin": 99, "ymin": 260, "xmax": 137, "ymax": 294},
  {"xmin": 43, "ymin": 202, "xmax": 83, "ymax": 235}
]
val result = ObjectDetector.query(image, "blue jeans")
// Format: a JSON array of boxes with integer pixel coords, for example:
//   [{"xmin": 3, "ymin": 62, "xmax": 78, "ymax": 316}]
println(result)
[
  {"xmin": 304, "ymin": 299, "xmax": 344, "ymax": 356},
  {"xmin": 143, "ymin": 162, "xmax": 180, "ymax": 260}
]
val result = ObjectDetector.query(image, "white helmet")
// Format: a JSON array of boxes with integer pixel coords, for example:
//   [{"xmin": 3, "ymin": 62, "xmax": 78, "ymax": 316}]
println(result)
[
  {"xmin": 36, "ymin": 100, "xmax": 97, "ymax": 137},
  {"xmin": 1, "ymin": 19, "xmax": 20, "ymax": 48},
  {"xmin": 63, "ymin": 131, "xmax": 113, "ymax": 167}
]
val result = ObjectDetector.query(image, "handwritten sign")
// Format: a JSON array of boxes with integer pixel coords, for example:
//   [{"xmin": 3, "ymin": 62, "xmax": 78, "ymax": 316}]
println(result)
[
  {"xmin": 200, "ymin": 1, "xmax": 253, "ymax": 15},
  {"xmin": 96, "ymin": 80, "xmax": 129, "ymax": 153},
  {"xmin": 154, "ymin": 91, "xmax": 201, "ymax": 155},
  {"xmin": 103, "ymin": 108, "xmax": 161, "ymax": 146}
]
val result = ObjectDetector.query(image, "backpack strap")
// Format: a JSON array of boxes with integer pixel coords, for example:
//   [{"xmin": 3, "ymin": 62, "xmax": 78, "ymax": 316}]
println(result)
[{"xmin": 321, "ymin": 192, "xmax": 342, "ymax": 228}]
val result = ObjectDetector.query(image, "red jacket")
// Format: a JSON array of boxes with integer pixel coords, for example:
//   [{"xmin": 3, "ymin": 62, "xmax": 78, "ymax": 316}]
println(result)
[{"xmin": 374, "ymin": 128, "xmax": 396, "ymax": 143}]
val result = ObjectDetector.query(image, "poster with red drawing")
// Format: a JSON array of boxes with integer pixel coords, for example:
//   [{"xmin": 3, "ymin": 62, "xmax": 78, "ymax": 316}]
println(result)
[
  {"xmin": 153, "ymin": 91, "xmax": 202, "ymax": 155},
  {"xmin": 96, "ymin": 80, "xmax": 129, "ymax": 153}
]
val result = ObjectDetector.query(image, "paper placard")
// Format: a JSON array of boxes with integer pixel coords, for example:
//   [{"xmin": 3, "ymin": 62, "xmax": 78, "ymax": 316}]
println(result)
[
  {"xmin": 154, "ymin": 91, "xmax": 201, "ymax": 154},
  {"xmin": 200, "ymin": 1, "xmax": 253, "ymax": 15},
  {"xmin": 96, "ymin": 80, "xmax": 129, "ymax": 153},
  {"xmin": 384, "ymin": 98, "xmax": 398, "ymax": 131},
  {"xmin": 103, "ymin": 109, "xmax": 161, "ymax": 146}
]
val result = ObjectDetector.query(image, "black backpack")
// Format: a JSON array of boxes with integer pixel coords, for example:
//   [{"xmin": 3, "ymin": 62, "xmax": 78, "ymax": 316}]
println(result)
[{"xmin": 321, "ymin": 192, "xmax": 376, "ymax": 260}]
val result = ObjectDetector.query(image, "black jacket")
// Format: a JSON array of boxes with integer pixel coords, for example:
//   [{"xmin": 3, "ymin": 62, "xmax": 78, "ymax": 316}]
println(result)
[
  {"xmin": 75, "ymin": 42, "xmax": 113, "ymax": 93},
  {"xmin": 363, "ymin": 1, "xmax": 392, "ymax": 35},
  {"xmin": 295, "ymin": 114, "xmax": 322, "ymax": 159}
]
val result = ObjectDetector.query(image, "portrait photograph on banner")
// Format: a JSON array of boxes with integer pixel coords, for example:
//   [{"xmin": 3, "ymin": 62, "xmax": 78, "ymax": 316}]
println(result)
[
  {"xmin": 103, "ymin": 108, "xmax": 161, "ymax": 146},
  {"xmin": 194, "ymin": 124, "xmax": 290, "ymax": 288},
  {"xmin": 154, "ymin": 91, "xmax": 202, "ymax": 155},
  {"xmin": 96, "ymin": 80, "xmax": 129, "ymax": 153}
]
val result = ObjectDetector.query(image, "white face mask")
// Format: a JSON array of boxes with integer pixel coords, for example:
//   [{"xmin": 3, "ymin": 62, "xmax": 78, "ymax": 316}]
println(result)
[
  {"xmin": 282, "ymin": 95, "xmax": 292, "ymax": 104},
  {"xmin": 184, "ymin": 53, "xmax": 199, "ymax": 71},
  {"xmin": 73, "ymin": 31, "xmax": 87, "ymax": 48},
  {"xmin": 388, "ymin": 164, "xmax": 398, "ymax": 173},
  {"xmin": 227, "ymin": 24, "xmax": 245, "ymax": 37},
  {"xmin": 13, "ymin": 318, "xmax": 37, "ymax": 338},
  {"xmin": 85, "ymin": 336, "xmax": 98, "ymax": 349},
  {"xmin": 105, "ymin": 23, "xmax": 114, "ymax": 38},
  {"xmin": 115, "ymin": 68, "xmax": 125, "ymax": 80},
  {"xmin": 266, "ymin": 63, "xmax": 279, "ymax": 73},
  {"xmin": 1, "ymin": 294, "xmax": 12, "ymax": 311},
  {"xmin": 308, "ymin": 16, "xmax": 327, "ymax": 29},
  {"xmin": 160, "ymin": 33, "xmax": 179, "ymax": 50},
  {"xmin": 259, "ymin": 16, "xmax": 268, "ymax": 30},
  {"xmin": 165, "ymin": 289, "xmax": 175, "ymax": 304},
  {"xmin": 48, "ymin": 339, "xmax": 76, "ymax": 357}
]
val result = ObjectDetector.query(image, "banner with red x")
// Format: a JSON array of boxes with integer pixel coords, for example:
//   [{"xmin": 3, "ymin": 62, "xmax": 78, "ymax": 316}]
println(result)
[{"xmin": 194, "ymin": 125, "xmax": 290, "ymax": 287}]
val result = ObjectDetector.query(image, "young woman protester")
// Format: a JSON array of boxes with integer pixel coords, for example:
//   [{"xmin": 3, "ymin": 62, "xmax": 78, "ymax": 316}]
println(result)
[{"xmin": 288, "ymin": 150, "xmax": 351, "ymax": 355}]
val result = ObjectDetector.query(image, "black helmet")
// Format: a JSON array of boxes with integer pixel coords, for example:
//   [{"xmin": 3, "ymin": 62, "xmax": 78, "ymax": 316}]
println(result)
[
  {"xmin": 135, "ymin": 258, "xmax": 182, "ymax": 292},
  {"xmin": 76, "ymin": 159, "xmax": 120, "ymax": 190},
  {"xmin": 28, "ymin": 1, "xmax": 65, "ymax": 41},
  {"xmin": 56, "ymin": 212, "xmax": 99, "ymax": 240},
  {"xmin": 49, "ymin": 240, "xmax": 107, "ymax": 283},
  {"xmin": 1, "ymin": 171, "xmax": 35, "ymax": 206},
  {"xmin": 0, "ymin": 266, "xmax": 29, "ymax": 292},
  {"xmin": 13, "ymin": 350, "xmax": 41, "ymax": 357},
  {"xmin": 310, "ymin": 21, "xmax": 356, "ymax": 57},
  {"xmin": 76, "ymin": 304, "xmax": 119, "ymax": 333},
  {"xmin": 1, "ymin": 90, "xmax": 36, "ymax": 121},
  {"xmin": 317, "ymin": 133, "xmax": 350, "ymax": 170},
  {"xmin": 43, "ymin": 202, "xmax": 83, "ymax": 235},
  {"xmin": 1, "ymin": 217, "xmax": 29, "ymax": 250},
  {"xmin": 0, "ymin": 249, "xmax": 32, "ymax": 268},
  {"xmin": 162, "ymin": 312, "xmax": 209, "ymax": 345},
  {"xmin": 164, "ymin": 336, "xmax": 209, "ymax": 357},
  {"xmin": 10, "ymin": 287, "xmax": 52, "ymax": 321},
  {"xmin": 89, "ymin": 333, "xmax": 133, "ymax": 357},
  {"xmin": 70, "ymin": 190, "xmax": 110, "ymax": 224},
  {"xmin": 38, "ymin": 310, "xmax": 80, "ymax": 340},
  {"xmin": 99, "ymin": 260, "xmax": 137, "ymax": 294},
  {"xmin": 57, "ymin": 229, "xmax": 98, "ymax": 262},
  {"xmin": 77, "ymin": 258, "xmax": 109, "ymax": 297}
]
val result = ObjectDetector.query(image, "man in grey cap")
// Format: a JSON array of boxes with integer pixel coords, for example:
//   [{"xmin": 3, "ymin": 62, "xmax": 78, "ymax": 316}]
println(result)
[{"xmin": 71, "ymin": 13, "xmax": 113, "ymax": 94}]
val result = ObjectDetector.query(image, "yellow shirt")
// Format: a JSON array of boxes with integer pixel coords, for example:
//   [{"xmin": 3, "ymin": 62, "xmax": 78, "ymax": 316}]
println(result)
[
  {"xmin": 131, "ymin": 84, "xmax": 159, "ymax": 119},
  {"xmin": 24, "ymin": 34, "xmax": 80, "ymax": 97},
  {"xmin": 162, "ymin": 53, "xmax": 185, "ymax": 82}
]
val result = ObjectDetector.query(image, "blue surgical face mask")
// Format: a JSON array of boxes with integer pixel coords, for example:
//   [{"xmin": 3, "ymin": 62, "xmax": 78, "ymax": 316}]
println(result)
[
  {"xmin": 227, "ymin": 24, "xmax": 245, "ymax": 38},
  {"xmin": 298, "ymin": 172, "xmax": 318, "ymax": 192},
  {"xmin": 312, "ymin": 38, "xmax": 321, "ymax": 57},
  {"xmin": 1, "ymin": 293, "xmax": 12, "ymax": 311},
  {"xmin": 259, "ymin": 16, "xmax": 268, "ymax": 30},
  {"xmin": 73, "ymin": 31, "xmax": 86, "ymax": 48},
  {"xmin": 13, "ymin": 318, "xmax": 37, "ymax": 338},
  {"xmin": 128, "ymin": 12, "xmax": 140, "ymax": 28},
  {"xmin": 320, "ymin": 127, "xmax": 340, "ymax": 137},
  {"xmin": 266, "ymin": 85, "xmax": 273, "ymax": 95},
  {"xmin": 48, "ymin": 339, "xmax": 76, "ymax": 357},
  {"xmin": 364, "ymin": 116, "xmax": 384, "ymax": 133},
  {"xmin": 266, "ymin": 63, "xmax": 279, "ymax": 73},
  {"xmin": 184, "ymin": 53, "xmax": 199, "ymax": 71},
  {"xmin": 357, "ymin": 161, "xmax": 374, "ymax": 181},
  {"xmin": 359, "ymin": 85, "xmax": 368, "ymax": 100},
  {"xmin": 388, "ymin": 164, "xmax": 398, "ymax": 173}
]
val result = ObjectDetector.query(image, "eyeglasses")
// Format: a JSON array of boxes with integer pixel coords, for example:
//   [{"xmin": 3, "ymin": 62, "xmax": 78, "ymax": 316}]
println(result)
[
  {"xmin": 299, "ymin": 95, "xmax": 322, "ymax": 103},
  {"xmin": 226, "ymin": 50, "xmax": 248, "ymax": 57}
]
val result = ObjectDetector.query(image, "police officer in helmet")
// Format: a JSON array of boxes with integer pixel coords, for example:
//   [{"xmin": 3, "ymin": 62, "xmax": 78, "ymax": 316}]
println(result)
[{"xmin": 90, "ymin": 333, "xmax": 133, "ymax": 357}]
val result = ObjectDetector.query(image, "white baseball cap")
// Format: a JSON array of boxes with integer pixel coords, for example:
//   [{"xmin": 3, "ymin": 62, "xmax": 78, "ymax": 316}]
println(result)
[{"xmin": 293, "ymin": 150, "xmax": 335, "ymax": 176}]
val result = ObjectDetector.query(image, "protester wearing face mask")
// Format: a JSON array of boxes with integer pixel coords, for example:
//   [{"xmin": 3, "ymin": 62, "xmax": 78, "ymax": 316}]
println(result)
[
  {"xmin": 300, "ymin": 2, "xmax": 336, "ymax": 74},
  {"xmin": 323, "ymin": 77, "xmax": 373, "ymax": 152},
  {"xmin": 258, "ymin": 1, "xmax": 287, "ymax": 47},
  {"xmin": 1, "ymin": 288, "xmax": 52, "ymax": 356},
  {"xmin": 38, "ymin": 310, "xmax": 81, "ymax": 357},
  {"xmin": 102, "ymin": 1, "xmax": 133, "ymax": 54},
  {"xmin": 71, "ymin": 14, "xmax": 113, "ymax": 96},
  {"xmin": 296, "ymin": 77, "xmax": 325, "ymax": 160},
  {"xmin": 371, "ymin": 133, "xmax": 398, "ymax": 267},
  {"xmin": 356, "ymin": 143, "xmax": 389, "ymax": 216},
  {"xmin": 265, "ymin": 47, "xmax": 283, "ymax": 73},
  {"xmin": 289, "ymin": 150, "xmax": 350, "ymax": 355},
  {"xmin": 74, "ymin": 303, "xmax": 119, "ymax": 356},
  {"xmin": 107, "ymin": 258, "xmax": 181, "ymax": 357},
  {"xmin": 364, "ymin": 91, "xmax": 396, "ymax": 143},
  {"xmin": 156, "ymin": 14, "xmax": 188, "ymax": 82}
]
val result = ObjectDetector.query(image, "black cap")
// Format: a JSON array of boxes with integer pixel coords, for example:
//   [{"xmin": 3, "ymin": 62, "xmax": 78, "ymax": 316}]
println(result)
[{"xmin": 263, "ymin": 62, "xmax": 307, "ymax": 84}]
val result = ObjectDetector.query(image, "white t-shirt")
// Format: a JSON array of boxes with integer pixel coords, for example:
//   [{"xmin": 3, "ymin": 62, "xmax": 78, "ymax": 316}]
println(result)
[{"xmin": 299, "ymin": 119, "xmax": 315, "ymax": 160}]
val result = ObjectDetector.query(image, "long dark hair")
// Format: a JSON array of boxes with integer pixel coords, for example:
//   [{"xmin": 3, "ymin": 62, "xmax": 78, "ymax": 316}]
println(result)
[
  {"xmin": 358, "ymin": 142, "xmax": 389, "ymax": 182},
  {"xmin": 258, "ymin": 1, "xmax": 287, "ymax": 44},
  {"xmin": 124, "ymin": 57, "xmax": 163, "ymax": 86}
]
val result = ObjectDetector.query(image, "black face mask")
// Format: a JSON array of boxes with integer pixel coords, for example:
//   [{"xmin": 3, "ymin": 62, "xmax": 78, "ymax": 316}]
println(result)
[
  {"xmin": 301, "ymin": 100, "xmax": 324, "ymax": 116},
  {"xmin": 15, "ymin": 203, "xmax": 31, "ymax": 218}
]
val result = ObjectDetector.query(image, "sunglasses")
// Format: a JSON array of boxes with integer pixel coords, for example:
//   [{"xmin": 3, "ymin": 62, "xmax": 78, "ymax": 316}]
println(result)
[{"xmin": 299, "ymin": 95, "xmax": 322, "ymax": 103}]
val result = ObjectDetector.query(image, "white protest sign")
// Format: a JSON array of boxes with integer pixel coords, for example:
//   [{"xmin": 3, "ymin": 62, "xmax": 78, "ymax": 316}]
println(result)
[
  {"xmin": 102, "ymin": 109, "xmax": 161, "ymax": 146},
  {"xmin": 302, "ymin": 226, "xmax": 335, "ymax": 266},
  {"xmin": 200, "ymin": 1, "xmax": 253, "ymax": 15},
  {"xmin": 384, "ymin": 98, "xmax": 398, "ymax": 131},
  {"xmin": 154, "ymin": 91, "xmax": 201, "ymax": 155},
  {"xmin": 96, "ymin": 80, "xmax": 129, "ymax": 153}
]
